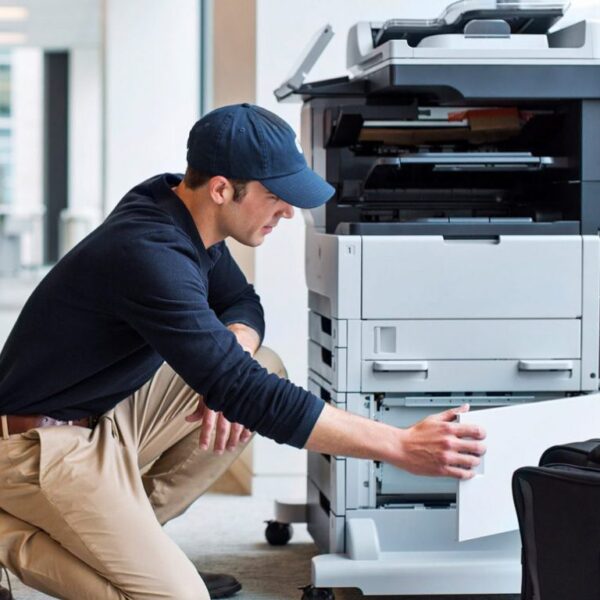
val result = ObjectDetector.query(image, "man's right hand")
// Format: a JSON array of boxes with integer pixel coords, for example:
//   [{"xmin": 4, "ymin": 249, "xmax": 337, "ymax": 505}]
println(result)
[
  {"xmin": 305, "ymin": 402, "xmax": 486, "ymax": 481},
  {"xmin": 395, "ymin": 404, "xmax": 486, "ymax": 480}
]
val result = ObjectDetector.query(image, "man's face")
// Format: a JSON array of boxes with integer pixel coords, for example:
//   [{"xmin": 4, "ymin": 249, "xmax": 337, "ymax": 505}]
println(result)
[{"xmin": 222, "ymin": 181, "xmax": 295, "ymax": 247}]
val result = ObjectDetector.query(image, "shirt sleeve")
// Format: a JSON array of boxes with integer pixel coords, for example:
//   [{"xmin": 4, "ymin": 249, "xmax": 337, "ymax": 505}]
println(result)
[
  {"xmin": 112, "ymin": 229, "xmax": 324, "ymax": 448},
  {"xmin": 208, "ymin": 243, "xmax": 265, "ymax": 341}
]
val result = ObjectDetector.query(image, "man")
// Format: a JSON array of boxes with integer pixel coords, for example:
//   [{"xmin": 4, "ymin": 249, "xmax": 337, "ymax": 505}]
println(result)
[{"xmin": 0, "ymin": 103, "xmax": 485, "ymax": 599}]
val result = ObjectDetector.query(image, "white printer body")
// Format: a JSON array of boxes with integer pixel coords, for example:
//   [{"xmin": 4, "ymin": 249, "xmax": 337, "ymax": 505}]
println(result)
[{"xmin": 276, "ymin": 1, "xmax": 600, "ymax": 596}]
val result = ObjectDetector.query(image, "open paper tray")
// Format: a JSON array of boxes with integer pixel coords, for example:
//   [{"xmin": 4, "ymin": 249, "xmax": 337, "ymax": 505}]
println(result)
[
  {"xmin": 361, "ymin": 154, "xmax": 569, "ymax": 190},
  {"xmin": 458, "ymin": 393, "xmax": 600, "ymax": 541}
]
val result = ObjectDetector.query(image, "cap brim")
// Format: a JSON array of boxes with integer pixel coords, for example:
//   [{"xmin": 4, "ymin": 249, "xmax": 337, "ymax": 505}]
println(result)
[{"xmin": 260, "ymin": 166, "xmax": 335, "ymax": 209}]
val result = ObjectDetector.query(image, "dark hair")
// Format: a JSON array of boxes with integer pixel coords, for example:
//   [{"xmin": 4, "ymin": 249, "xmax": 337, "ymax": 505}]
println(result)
[{"xmin": 183, "ymin": 166, "xmax": 249, "ymax": 202}]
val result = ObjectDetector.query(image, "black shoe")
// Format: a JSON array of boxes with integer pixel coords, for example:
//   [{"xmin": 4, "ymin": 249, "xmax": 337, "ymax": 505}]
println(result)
[
  {"xmin": 0, "ymin": 568, "xmax": 12, "ymax": 600},
  {"xmin": 198, "ymin": 571, "xmax": 242, "ymax": 599}
]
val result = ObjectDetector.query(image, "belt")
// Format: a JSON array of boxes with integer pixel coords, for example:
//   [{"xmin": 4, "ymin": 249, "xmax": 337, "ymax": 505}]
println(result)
[{"xmin": 0, "ymin": 415, "xmax": 93, "ymax": 439}]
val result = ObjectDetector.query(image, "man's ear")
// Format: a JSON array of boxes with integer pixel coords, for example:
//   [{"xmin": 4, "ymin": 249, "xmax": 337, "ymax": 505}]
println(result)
[{"xmin": 208, "ymin": 176, "xmax": 233, "ymax": 206}]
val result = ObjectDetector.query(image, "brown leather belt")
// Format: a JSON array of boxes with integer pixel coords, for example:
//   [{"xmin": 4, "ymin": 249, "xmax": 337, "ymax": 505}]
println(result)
[{"xmin": 0, "ymin": 415, "xmax": 93, "ymax": 439}]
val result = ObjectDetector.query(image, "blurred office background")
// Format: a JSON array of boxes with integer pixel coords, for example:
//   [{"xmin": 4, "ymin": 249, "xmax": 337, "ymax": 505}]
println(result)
[{"xmin": 0, "ymin": 0, "xmax": 598, "ymax": 500}]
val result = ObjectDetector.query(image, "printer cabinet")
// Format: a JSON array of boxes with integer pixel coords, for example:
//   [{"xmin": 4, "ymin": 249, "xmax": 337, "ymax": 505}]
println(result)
[
  {"xmin": 307, "ymin": 231, "xmax": 600, "ymax": 395},
  {"xmin": 361, "ymin": 235, "xmax": 582, "ymax": 320},
  {"xmin": 304, "ymin": 231, "xmax": 600, "ymax": 594}
]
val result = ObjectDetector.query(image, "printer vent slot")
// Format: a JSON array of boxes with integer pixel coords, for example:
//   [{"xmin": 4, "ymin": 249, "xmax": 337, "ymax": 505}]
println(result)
[
  {"xmin": 376, "ymin": 494, "xmax": 456, "ymax": 507},
  {"xmin": 321, "ymin": 316, "xmax": 332, "ymax": 335},
  {"xmin": 319, "ymin": 491, "xmax": 331, "ymax": 516},
  {"xmin": 319, "ymin": 386, "xmax": 332, "ymax": 403}
]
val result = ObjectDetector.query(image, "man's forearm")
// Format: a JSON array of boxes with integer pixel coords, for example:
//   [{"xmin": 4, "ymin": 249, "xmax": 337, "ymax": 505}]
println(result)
[
  {"xmin": 227, "ymin": 323, "xmax": 261, "ymax": 356},
  {"xmin": 304, "ymin": 402, "xmax": 486, "ymax": 480},
  {"xmin": 305, "ymin": 403, "xmax": 399, "ymax": 463}
]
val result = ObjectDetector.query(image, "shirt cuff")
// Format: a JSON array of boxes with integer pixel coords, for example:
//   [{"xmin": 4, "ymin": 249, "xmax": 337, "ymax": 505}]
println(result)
[{"xmin": 285, "ymin": 395, "xmax": 326, "ymax": 449}]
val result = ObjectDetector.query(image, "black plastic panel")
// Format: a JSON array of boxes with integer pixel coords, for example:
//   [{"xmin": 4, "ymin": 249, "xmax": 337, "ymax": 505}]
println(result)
[{"xmin": 335, "ymin": 221, "xmax": 580, "ymax": 236}]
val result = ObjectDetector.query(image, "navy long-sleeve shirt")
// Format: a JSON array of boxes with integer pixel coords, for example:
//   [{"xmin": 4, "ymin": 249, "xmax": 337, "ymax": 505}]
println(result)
[{"xmin": 0, "ymin": 173, "xmax": 324, "ymax": 448}]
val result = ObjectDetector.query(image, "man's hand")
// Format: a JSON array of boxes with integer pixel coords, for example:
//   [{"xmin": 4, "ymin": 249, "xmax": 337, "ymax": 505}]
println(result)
[
  {"xmin": 184, "ymin": 322, "xmax": 259, "ymax": 453},
  {"xmin": 227, "ymin": 323, "xmax": 260, "ymax": 356},
  {"xmin": 395, "ymin": 404, "xmax": 486, "ymax": 480},
  {"xmin": 305, "ymin": 402, "xmax": 486, "ymax": 481},
  {"xmin": 186, "ymin": 397, "xmax": 253, "ymax": 454}
]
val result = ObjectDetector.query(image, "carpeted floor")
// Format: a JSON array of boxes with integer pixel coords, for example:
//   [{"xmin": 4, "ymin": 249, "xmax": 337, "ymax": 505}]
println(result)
[{"xmin": 5, "ymin": 473, "xmax": 519, "ymax": 600}]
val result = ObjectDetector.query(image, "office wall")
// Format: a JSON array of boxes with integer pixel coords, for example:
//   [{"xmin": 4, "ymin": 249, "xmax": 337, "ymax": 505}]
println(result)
[
  {"xmin": 62, "ymin": 47, "xmax": 102, "ymax": 252},
  {"xmin": 103, "ymin": 0, "xmax": 200, "ymax": 210},
  {"xmin": 11, "ymin": 48, "xmax": 44, "ymax": 267},
  {"xmin": 212, "ymin": 0, "xmax": 257, "ymax": 283}
]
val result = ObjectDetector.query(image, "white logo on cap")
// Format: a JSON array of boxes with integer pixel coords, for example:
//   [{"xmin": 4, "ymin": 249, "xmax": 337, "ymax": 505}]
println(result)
[{"xmin": 294, "ymin": 136, "xmax": 304, "ymax": 155}]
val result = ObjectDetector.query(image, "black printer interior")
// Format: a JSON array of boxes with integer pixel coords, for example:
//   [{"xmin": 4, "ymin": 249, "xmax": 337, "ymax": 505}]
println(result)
[{"xmin": 323, "ymin": 101, "xmax": 587, "ymax": 233}]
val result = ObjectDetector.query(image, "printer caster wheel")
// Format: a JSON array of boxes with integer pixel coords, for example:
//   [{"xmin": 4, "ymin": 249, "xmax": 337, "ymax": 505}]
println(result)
[
  {"xmin": 264, "ymin": 520, "xmax": 293, "ymax": 545},
  {"xmin": 299, "ymin": 584, "xmax": 335, "ymax": 600}
]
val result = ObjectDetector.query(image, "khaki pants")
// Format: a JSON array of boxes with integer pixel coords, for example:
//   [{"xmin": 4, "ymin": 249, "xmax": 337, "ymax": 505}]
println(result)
[{"xmin": 0, "ymin": 346, "xmax": 286, "ymax": 599}]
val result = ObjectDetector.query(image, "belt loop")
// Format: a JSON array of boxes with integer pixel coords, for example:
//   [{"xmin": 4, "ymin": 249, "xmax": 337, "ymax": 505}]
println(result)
[{"xmin": 1, "ymin": 416, "xmax": 9, "ymax": 440}]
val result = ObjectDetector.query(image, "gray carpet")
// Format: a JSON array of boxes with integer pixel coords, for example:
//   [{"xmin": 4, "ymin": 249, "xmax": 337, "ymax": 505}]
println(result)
[{"xmin": 5, "ymin": 473, "xmax": 519, "ymax": 600}]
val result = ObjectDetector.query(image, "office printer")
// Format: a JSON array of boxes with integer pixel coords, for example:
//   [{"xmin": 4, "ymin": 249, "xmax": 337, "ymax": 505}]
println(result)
[{"xmin": 270, "ymin": 1, "xmax": 600, "ymax": 598}]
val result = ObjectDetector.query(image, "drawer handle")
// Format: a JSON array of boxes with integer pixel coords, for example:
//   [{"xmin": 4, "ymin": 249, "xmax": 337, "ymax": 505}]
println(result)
[
  {"xmin": 372, "ymin": 361, "xmax": 429, "ymax": 373},
  {"xmin": 518, "ymin": 360, "xmax": 574, "ymax": 372}
]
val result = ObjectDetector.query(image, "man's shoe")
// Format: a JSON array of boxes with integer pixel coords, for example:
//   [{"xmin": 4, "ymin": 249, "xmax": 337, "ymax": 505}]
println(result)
[
  {"xmin": 198, "ymin": 571, "xmax": 242, "ymax": 599},
  {"xmin": 0, "ymin": 567, "xmax": 12, "ymax": 600}
]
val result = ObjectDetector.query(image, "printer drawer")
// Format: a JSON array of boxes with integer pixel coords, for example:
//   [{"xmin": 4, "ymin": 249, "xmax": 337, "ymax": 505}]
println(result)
[
  {"xmin": 362, "ymin": 358, "xmax": 582, "ymax": 393},
  {"xmin": 362, "ymin": 236, "xmax": 582, "ymax": 319},
  {"xmin": 308, "ymin": 452, "xmax": 345, "ymax": 516},
  {"xmin": 309, "ymin": 311, "xmax": 347, "ymax": 350},
  {"xmin": 309, "ymin": 340, "xmax": 361, "ymax": 391},
  {"xmin": 309, "ymin": 340, "xmax": 347, "ymax": 389},
  {"xmin": 362, "ymin": 319, "xmax": 581, "ymax": 361}
]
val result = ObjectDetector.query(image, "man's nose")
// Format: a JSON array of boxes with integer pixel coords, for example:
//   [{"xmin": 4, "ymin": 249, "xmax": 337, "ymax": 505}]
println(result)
[{"xmin": 281, "ymin": 202, "xmax": 294, "ymax": 219}]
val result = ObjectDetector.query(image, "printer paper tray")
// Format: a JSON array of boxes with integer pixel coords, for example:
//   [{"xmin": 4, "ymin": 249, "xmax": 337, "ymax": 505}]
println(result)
[
  {"xmin": 457, "ymin": 392, "xmax": 600, "ymax": 540},
  {"xmin": 362, "ymin": 358, "xmax": 582, "ymax": 393},
  {"xmin": 361, "ymin": 235, "xmax": 582, "ymax": 319}
]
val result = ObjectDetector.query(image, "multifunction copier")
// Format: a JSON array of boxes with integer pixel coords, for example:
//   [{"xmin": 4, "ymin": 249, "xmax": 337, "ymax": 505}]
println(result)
[{"xmin": 270, "ymin": 1, "xmax": 600, "ymax": 597}]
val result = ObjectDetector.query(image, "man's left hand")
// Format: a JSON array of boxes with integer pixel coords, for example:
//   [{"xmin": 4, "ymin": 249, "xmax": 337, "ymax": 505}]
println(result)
[
  {"xmin": 186, "ymin": 400, "xmax": 253, "ymax": 453},
  {"xmin": 185, "ymin": 323, "xmax": 260, "ymax": 454},
  {"xmin": 186, "ymin": 322, "xmax": 259, "ymax": 453}
]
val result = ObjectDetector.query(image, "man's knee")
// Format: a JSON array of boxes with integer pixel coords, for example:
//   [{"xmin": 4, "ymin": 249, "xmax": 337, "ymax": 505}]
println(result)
[{"xmin": 254, "ymin": 345, "xmax": 287, "ymax": 378}]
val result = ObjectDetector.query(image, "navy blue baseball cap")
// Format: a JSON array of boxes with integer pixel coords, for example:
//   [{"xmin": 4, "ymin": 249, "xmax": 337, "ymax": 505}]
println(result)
[{"xmin": 186, "ymin": 103, "xmax": 334, "ymax": 209}]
